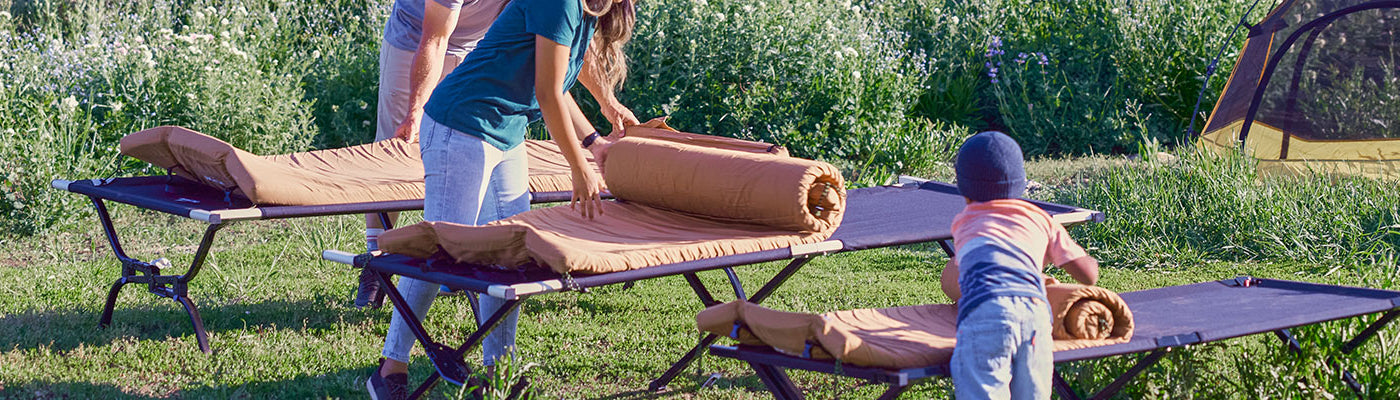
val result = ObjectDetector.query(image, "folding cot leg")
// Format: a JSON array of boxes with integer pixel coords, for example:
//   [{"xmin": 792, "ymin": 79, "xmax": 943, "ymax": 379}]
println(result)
[
  {"xmin": 89, "ymin": 197, "xmax": 223, "ymax": 354},
  {"xmin": 749, "ymin": 362, "xmax": 804, "ymax": 400},
  {"xmin": 1329, "ymin": 309, "xmax": 1400, "ymax": 397},
  {"xmin": 1070, "ymin": 348, "xmax": 1169, "ymax": 400},
  {"xmin": 875, "ymin": 385, "xmax": 910, "ymax": 400},
  {"xmin": 1052, "ymin": 371, "xmax": 1083, "ymax": 400},
  {"xmin": 374, "ymin": 270, "xmax": 523, "ymax": 399},
  {"xmin": 649, "ymin": 257, "xmax": 817, "ymax": 392}
]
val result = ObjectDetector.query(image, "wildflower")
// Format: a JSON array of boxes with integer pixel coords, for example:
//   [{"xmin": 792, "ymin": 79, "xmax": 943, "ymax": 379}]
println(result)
[
  {"xmin": 220, "ymin": 18, "xmax": 229, "ymax": 25},
  {"xmin": 186, "ymin": 93, "xmax": 197, "ymax": 101},
  {"xmin": 311, "ymin": 49, "xmax": 322, "ymax": 59},
  {"xmin": 0, "ymin": 11, "xmax": 11, "ymax": 19},
  {"xmin": 194, "ymin": 10, "xmax": 205, "ymax": 20},
  {"xmin": 842, "ymin": 47, "xmax": 857, "ymax": 58},
  {"xmin": 362, "ymin": 120, "xmax": 371, "ymax": 127},
  {"xmin": 715, "ymin": 13, "xmax": 726, "ymax": 22},
  {"xmin": 110, "ymin": 102, "xmax": 124, "ymax": 112},
  {"xmin": 59, "ymin": 96, "xmax": 79, "ymax": 111},
  {"xmin": 853, "ymin": 70, "xmax": 861, "ymax": 80}
]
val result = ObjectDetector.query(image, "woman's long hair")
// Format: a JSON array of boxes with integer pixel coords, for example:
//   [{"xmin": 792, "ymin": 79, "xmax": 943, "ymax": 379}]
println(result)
[{"xmin": 580, "ymin": 0, "xmax": 635, "ymax": 94}]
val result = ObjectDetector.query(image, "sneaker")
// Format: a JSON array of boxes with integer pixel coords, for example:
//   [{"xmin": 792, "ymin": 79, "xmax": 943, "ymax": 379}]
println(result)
[
  {"xmin": 437, "ymin": 284, "xmax": 466, "ymax": 297},
  {"xmin": 367, "ymin": 359, "xmax": 410, "ymax": 400},
  {"xmin": 354, "ymin": 268, "xmax": 383, "ymax": 309}
]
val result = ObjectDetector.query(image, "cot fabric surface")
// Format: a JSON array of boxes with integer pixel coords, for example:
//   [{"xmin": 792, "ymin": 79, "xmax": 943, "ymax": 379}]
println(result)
[
  {"xmin": 118, "ymin": 118, "xmax": 783, "ymax": 205},
  {"xmin": 696, "ymin": 283, "xmax": 1133, "ymax": 369},
  {"xmin": 379, "ymin": 138, "xmax": 844, "ymax": 274}
]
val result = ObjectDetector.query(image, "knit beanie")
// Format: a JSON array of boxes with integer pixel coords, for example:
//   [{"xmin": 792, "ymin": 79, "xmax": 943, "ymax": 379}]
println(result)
[{"xmin": 955, "ymin": 131, "xmax": 1027, "ymax": 202}]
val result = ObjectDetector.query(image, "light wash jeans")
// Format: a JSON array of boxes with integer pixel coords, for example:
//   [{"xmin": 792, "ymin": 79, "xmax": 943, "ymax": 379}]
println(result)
[
  {"xmin": 382, "ymin": 115, "xmax": 531, "ymax": 366},
  {"xmin": 951, "ymin": 296, "xmax": 1053, "ymax": 400}
]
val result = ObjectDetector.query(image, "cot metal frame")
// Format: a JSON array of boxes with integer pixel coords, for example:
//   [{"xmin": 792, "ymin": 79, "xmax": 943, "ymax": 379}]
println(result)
[
  {"xmin": 708, "ymin": 277, "xmax": 1400, "ymax": 399},
  {"xmin": 320, "ymin": 180, "xmax": 1104, "ymax": 398},
  {"xmin": 53, "ymin": 175, "xmax": 574, "ymax": 354}
]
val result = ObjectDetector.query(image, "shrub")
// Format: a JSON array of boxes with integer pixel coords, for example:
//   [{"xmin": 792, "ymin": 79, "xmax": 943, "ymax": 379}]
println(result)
[
  {"xmin": 621, "ymin": 0, "xmax": 949, "ymax": 171},
  {"xmin": 0, "ymin": 0, "xmax": 384, "ymax": 236}
]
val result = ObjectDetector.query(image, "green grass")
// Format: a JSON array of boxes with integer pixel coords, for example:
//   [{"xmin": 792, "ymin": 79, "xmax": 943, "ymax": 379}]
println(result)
[{"xmin": 3, "ymin": 156, "xmax": 1397, "ymax": 399}]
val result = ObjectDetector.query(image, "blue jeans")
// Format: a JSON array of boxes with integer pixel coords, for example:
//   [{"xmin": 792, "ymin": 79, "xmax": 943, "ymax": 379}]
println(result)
[
  {"xmin": 381, "ymin": 115, "xmax": 531, "ymax": 366},
  {"xmin": 951, "ymin": 296, "xmax": 1053, "ymax": 400}
]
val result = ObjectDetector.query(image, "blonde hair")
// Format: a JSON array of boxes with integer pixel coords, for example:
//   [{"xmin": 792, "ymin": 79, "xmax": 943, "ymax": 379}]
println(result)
[{"xmin": 580, "ymin": 0, "xmax": 635, "ymax": 94}]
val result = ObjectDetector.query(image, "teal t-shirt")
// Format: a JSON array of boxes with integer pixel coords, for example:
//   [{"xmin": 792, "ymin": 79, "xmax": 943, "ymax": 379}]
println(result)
[{"xmin": 423, "ymin": 0, "xmax": 597, "ymax": 151}]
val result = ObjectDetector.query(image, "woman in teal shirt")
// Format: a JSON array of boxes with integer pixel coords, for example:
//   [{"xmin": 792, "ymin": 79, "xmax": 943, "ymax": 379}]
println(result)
[{"xmin": 368, "ymin": 0, "xmax": 635, "ymax": 397}]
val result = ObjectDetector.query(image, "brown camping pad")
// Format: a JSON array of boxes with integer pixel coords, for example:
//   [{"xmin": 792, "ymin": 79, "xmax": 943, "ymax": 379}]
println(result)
[
  {"xmin": 118, "ymin": 118, "xmax": 782, "ymax": 205},
  {"xmin": 696, "ymin": 283, "xmax": 1134, "ymax": 369},
  {"xmin": 379, "ymin": 137, "xmax": 844, "ymax": 274}
]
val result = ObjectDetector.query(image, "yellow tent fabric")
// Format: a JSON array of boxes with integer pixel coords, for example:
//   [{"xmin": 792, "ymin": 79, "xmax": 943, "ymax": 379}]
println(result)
[{"xmin": 1197, "ymin": 1, "xmax": 1399, "ymax": 180}]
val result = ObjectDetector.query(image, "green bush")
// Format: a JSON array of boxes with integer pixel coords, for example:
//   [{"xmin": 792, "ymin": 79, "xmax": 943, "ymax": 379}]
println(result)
[
  {"xmin": 622, "ymin": 0, "xmax": 959, "ymax": 172},
  {"xmin": 0, "ymin": 0, "xmax": 383, "ymax": 235}
]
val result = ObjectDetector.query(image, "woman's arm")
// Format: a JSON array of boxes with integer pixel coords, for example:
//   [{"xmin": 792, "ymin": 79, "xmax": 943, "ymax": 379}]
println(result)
[
  {"xmin": 392, "ymin": 0, "xmax": 463, "ymax": 141},
  {"xmin": 536, "ymin": 35, "xmax": 605, "ymax": 218},
  {"xmin": 577, "ymin": 52, "xmax": 638, "ymax": 133}
]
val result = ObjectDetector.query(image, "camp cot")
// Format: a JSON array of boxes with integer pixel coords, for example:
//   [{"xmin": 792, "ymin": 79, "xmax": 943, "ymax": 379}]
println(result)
[
  {"xmin": 51, "ymin": 121, "xmax": 782, "ymax": 354},
  {"xmin": 320, "ymin": 177, "xmax": 1103, "ymax": 398}
]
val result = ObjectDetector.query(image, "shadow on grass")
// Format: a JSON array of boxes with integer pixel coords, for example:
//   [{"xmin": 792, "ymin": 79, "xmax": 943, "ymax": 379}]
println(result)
[
  {"xmin": 0, "ymin": 296, "xmax": 378, "ymax": 353},
  {"xmin": 0, "ymin": 365, "xmax": 374, "ymax": 399}
]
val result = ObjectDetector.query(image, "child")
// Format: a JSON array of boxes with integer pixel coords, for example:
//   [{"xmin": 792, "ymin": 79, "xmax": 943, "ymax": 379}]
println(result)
[{"xmin": 939, "ymin": 131, "xmax": 1099, "ymax": 399}]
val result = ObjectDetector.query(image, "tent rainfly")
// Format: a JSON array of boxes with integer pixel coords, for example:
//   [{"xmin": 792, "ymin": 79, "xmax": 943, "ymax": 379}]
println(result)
[{"xmin": 1198, "ymin": 0, "xmax": 1400, "ymax": 180}]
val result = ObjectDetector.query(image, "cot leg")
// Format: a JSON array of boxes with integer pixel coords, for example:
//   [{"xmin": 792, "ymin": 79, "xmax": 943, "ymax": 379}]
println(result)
[
  {"xmin": 1274, "ymin": 329, "xmax": 1303, "ymax": 353},
  {"xmin": 1082, "ymin": 348, "xmax": 1168, "ymax": 400},
  {"xmin": 1327, "ymin": 309, "xmax": 1400, "ymax": 397},
  {"xmin": 98, "ymin": 277, "xmax": 130, "ymax": 329},
  {"xmin": 651, "ymin": 257, "xmax": 819, "ymax": 392},
  {"xmin": 682, "ymin": 273, "xmax": 720, "ymax": 307},
  {"xmin": 176, "ymin": 295, "xmax": 211, "ymax": 354},
  {"xmin": 749, "ymin": 362, "xmax": 803, "ymax": 400},
  {"xmin": 1052, "ymin": 371, "xmax": 1084, "ymax": 400},
  {"xmin": 875, "ymin": 385, "xmax": 910, "ymax": 400},
  {"xmin": 936, "ymin": 239, "xmax": 955, "ymax": 258},
  {"xmin": 89, "ymin": 196, "xmax": 222, "ymax": 354}
]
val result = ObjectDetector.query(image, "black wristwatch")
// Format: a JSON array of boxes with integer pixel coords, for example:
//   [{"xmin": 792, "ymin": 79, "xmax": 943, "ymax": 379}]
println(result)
[{"xmin": 582, "ymin": 131, "xmax": 601, "ymax": 148}]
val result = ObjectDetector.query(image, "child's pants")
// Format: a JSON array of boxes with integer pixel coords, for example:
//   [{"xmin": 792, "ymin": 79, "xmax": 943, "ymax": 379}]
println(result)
[{"xmin": 951, "ymin": 296, "xmax": 1053, "ymax": 399}]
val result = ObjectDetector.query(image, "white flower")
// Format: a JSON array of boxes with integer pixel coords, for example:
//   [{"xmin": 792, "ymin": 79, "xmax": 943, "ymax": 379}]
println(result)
[
  {"xmin": 842, "ymin": 47, "xmax": 857, "ymax": 58},
  {"xmin": 59, "ymin": 96, "xmax": 79, "ymax": 111},
  {"xmin": 0, "ymin": 11, "xmax": 11, "ymax": 19},
  {"xmin": 715, "ymin": 13, "xmax": 726, "ymax": 22},
  {"xmin": 185, "ymin": 93, "xmax": 197, "ymax": 101},
  {"xmin": 110, "ymin": 102, "xmax": 124, "ymax": 112},
  {"xmin": 194, "ymin": 11, "xmax": 205, "ymax": 20},
  {"xmin": 743, "ymin": 5, "xmax": 753, "ymax": 13},
  {"xmin": 362, "ymin": 120, "xmax": 371, "ymax": 127},
  {"xmin": 220, "ymin": 18, "xmax": 229, "ymax": 25},
  {"xmin": 311, "ymin": 49, "xmax": 322, "ymax": 59},
  {"xmin": 852, "ymin": 70, "xmax": 861, "ymax": 79}
]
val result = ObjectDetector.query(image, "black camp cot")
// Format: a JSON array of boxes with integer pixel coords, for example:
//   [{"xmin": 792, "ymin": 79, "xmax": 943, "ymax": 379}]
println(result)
[
  {"xmin": 320, "ymin": 179, "xmax": 1104, "ymax": 398},
  {"xmin": 708, "ymin": 277, "xmax": 1400, "ymax": 400},
  {"xmin": 50, "ymin": 175, "xmax": 583, "ymax": 354}
]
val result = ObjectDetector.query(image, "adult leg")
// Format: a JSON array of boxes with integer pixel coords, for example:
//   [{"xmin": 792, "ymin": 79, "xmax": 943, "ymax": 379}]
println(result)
[
  {"xmin": 381, "ymin": 115, "xmax": 501, "ymax": 374},
  {"xmin": 474, "ymin": 141, "xmax": 532, "ymax": 366},
  {"xmin": 356, "ymin": 44, "xmax": 416, "ymax": 307}
]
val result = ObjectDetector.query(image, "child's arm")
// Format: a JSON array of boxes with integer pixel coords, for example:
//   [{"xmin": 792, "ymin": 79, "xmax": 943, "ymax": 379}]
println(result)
[
  {"xmin": 1059, "ymin": 255, "xmax": 1099, "ymax": 286},
  {"xmin": 940, "ymin": 258, "xmax": 961, "ymax": 301}
]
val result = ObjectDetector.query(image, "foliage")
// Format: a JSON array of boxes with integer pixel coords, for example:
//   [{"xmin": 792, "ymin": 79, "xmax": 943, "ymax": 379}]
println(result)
[
  {"xmin": 0, "ymin": 0, "xmax": 384, "ymax": 235},
  {"xmin": 1047, "ymin": 148, "xmax": 1400, "ymax": 268}
]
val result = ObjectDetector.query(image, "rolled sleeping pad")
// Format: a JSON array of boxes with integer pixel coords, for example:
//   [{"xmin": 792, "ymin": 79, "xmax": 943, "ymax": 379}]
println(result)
[
  {"xmin": 1046, "ymin": 282, "xmax": 1135, "ymax": 341},
  {"xmin": 603, "ymin": 137, "xmax": 845, "ymax": 233}
]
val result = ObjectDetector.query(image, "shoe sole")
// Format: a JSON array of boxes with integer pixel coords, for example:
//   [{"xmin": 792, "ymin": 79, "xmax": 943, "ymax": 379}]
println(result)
[{"xmin": 367, "ymin": 377, "xmax": 383, "ymax": 400}]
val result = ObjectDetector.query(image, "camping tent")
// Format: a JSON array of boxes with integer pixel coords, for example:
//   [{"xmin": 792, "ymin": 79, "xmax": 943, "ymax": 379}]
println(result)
[{"xmin": 1198, "ymin": 0, "xmax": 1400, "ymax": 180}]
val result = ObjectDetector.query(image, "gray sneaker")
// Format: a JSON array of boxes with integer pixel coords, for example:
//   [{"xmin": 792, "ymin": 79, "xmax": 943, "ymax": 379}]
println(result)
[{"xmin": 367, "ymin": 359, "xmax": 409, "ymax": 400}]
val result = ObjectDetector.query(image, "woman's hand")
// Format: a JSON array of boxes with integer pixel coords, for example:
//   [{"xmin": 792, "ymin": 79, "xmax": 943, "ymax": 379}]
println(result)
[
  {"xmin": 604, "ymin": 104, "xmax": 638, "ymax": 136},
  {"xmin": 570, "ymin": 162, "xmax": 607, "ymax": 219},
  {"xmin": 588, "ymin": 136, "xmax": 614, "ymax": 170}
]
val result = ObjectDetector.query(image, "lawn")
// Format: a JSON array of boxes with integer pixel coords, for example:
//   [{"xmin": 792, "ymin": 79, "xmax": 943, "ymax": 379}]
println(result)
[{"xmin": 2, "ymin": 156, "xmax": 1396, "ymax": 399}]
